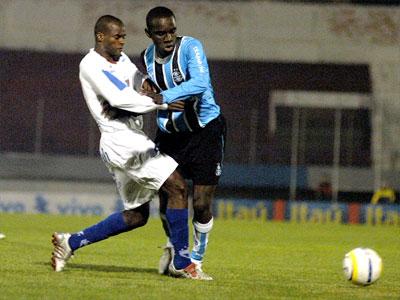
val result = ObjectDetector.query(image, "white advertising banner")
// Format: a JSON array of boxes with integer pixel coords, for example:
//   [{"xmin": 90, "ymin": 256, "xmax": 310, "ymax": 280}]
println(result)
[{"xmin": 0, "ymin": 191, "xmax": 160, "ymax": 216}]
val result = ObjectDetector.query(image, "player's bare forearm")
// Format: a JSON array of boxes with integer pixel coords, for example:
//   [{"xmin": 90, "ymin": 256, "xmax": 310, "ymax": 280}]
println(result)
[
  {"xmin": 141, "ymin": 90, "xmax": 184, "ymax": 111},
  {"xmin": 168, "ymin": 100, "xmax": 185, "ymax": 111}
]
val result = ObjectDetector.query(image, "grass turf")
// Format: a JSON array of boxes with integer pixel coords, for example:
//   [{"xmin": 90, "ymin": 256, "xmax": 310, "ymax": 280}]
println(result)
[{"xmin": 0, "ymin": 213, "xmax": 399, "ymax": 299}]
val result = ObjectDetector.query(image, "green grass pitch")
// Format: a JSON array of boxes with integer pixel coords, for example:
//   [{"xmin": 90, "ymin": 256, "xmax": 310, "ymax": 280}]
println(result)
[{"xmin": 0, "ymin": 213, "xmax": 399, "ymax": 299}]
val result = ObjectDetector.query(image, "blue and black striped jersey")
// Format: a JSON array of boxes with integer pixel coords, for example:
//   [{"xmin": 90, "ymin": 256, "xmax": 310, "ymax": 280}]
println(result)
[{"xmin": 143, "ymin": 36, "xmax": 220, "ymax": 133}]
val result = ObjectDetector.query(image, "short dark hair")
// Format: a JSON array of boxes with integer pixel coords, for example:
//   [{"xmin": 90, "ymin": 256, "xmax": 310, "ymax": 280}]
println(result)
[
  {"xmin": 146, "ymin": 6, "xmax": 175, "ymax": 30},
  {"xmin": 94, "ymin": 15, "xmax": 123, "ymax": 36}
]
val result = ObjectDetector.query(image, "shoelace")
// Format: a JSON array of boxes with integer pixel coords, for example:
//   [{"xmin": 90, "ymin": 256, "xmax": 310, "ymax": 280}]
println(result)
[{"xmin": 53, "ymin": 245, "xmax": 67, "ymax": 259}]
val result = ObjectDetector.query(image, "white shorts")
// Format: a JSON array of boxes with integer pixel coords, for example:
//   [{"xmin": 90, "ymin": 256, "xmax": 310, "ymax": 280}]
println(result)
[{"xmin": 100, "ymin": 129, "xmax": 178, "ymax": 210}]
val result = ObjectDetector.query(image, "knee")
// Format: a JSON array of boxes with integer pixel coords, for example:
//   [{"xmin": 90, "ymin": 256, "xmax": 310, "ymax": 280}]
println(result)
[
  {"xmin": 161, "ymin": 171, "xmax": 188, "ymax": 205},
  {"xmin": 167, "ymin": 174, "xmax": 187, "ymax": 198},
  {"xmin": 172, "ymin": 182, "xmax": 187, "ymax": 201},
  {"xmin": 123, "ymin": 207, "xmax": 149, "ymax": 229}
]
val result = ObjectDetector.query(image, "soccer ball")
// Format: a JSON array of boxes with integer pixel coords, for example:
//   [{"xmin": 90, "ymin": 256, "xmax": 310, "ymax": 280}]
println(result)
[{"xmin": 343, "ymin": 247, "xmax": 382, "ymax": 285}]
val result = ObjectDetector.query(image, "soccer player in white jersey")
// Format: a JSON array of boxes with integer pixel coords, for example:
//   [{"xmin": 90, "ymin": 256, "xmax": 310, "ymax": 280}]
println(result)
[
  {"xmin": 0, "ymin": 232, "xmax": 5, "ymax": 239},
  {"xmin": 50, "ymin": 15, "xmax": 207, "ymax": 280}
]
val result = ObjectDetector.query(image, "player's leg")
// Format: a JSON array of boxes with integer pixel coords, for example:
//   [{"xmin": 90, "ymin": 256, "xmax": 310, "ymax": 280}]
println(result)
[
  {"xmin": 120, "ymin": 147, "xmax": 204, "ymax": 279},
  {"xmin": 68, "ymin": 202, "xmax": 150, "ymax": 250},
  {"xmin": 188, "ymin": 115, "xmax": 226, "ymax": 279},
  {"xmin": 0, "ymin": 232, "xmax": 5, "ymax": 239},
  {"xmin": 154, "ymin": 130, "xmax": 183, "ymax": 274},
  {"xmin": 51, "ymin": 202, "xmax": 150, "ymax": 272},
  {"xmin": 156, "ymin": 166, "xmax": 212, "ymax": 280},
  {"xmin": 155, "ymin": 128, "xmax": 221, "ymax": 279},
  {"xmin": 191, "ymin": 184, "xmax": 216, "ymax": 267},
  {"xmin": 51, "ymin": 169, "xmax": 151, "ymax": 272},
  {"xmin": 160, "ymin": 170, "xmax": 192, "ymax": 272}
]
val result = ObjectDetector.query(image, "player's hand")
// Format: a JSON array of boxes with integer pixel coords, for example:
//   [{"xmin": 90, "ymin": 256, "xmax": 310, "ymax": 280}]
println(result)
[
  {"xmin": 141, "ymin": 79, "xmax": 159, "ymax": 93},
  {"xmin": 168, "ymin": 100, "xmax": 185, "ymax": 111},
  {"xmin": 141, "ymin": 90, "xmax": 164, "ymax": 105}
]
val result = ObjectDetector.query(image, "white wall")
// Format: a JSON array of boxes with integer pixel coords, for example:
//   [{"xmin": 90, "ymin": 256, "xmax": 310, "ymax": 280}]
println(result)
[{"xmin": 0, "ymin": 0, "xmax": 398, "ymax": 61}]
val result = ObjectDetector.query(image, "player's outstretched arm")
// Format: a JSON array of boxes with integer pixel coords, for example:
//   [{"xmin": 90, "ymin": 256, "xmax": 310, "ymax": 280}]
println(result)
[{"xmin": 80, "ymin": 61, "xmax": 167, "ymax": 114}]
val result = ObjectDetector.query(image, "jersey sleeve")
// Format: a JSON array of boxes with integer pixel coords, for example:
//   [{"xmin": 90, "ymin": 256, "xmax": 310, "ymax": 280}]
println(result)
[
  {"xmin": 160, "ymin": 38, "xmax": 210, "ymax": 103},
  {"xmin": 80, "ymin": 59, "xmax": 167, "ymax": 113}
]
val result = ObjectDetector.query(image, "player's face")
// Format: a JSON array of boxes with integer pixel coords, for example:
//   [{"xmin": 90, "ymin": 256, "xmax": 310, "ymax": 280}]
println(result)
[
  {"xmin": 147, "ymin": 16, "xmax": 177, "ymax": 58},
  {"xmin": 102, "ymin": 23, "xmax": 126, "ymax": 62}
]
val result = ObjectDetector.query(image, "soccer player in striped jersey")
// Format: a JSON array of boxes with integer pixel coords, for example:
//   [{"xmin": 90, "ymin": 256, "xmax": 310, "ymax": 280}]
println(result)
[
  {"xmin": 141, "ymin": 6, "xmax": 226, "ymax": 280},
  {"xmin": 51, "ymin": 15, "xmax": 206, "ymax": 279}
]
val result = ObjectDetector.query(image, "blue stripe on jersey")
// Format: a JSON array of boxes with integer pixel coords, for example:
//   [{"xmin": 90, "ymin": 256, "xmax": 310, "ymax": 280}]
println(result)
[{"xmin": 102, "ymin": 70, "xmax": 127, "ymax": 90}]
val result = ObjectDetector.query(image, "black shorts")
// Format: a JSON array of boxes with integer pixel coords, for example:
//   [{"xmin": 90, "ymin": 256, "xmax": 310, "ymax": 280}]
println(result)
[{"xmin": 156, "ymin": 115, "xmax": 226, "ymax": 185}]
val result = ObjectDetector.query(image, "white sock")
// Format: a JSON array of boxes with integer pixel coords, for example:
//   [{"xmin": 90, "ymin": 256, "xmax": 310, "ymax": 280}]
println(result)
[{"xmin": 191, "ymin": 217, "xmax": 213, "ymax": 265}]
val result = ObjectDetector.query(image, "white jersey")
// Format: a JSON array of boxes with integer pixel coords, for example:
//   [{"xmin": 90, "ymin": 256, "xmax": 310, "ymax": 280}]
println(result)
[
  {"xmin": 79, "ymin": 49, "xmax": 177, "ymax": 210},
  {"xmin": 79, "ymin": 49, "xmax": 167, "ymax": 133}
]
